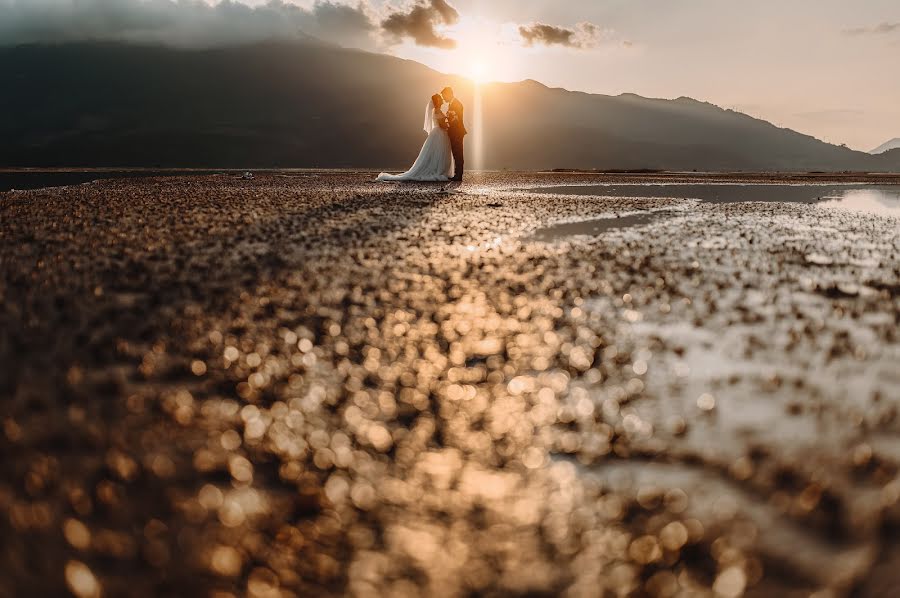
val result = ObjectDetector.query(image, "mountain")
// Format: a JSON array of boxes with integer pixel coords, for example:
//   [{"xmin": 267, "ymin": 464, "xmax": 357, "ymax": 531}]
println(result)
[
  {"xmin": 871, "ymin": 138, "xmax": 900, "ymax": 155},
  {"xmin": 2, "ymin": 41, "xmax": 899, "ymax": 172}
]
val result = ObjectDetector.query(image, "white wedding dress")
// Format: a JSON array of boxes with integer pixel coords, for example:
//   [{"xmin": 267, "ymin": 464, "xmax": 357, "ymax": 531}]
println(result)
[{"xmin": 377, "ymin": 102, "xmax": 453, "ymax": 182}]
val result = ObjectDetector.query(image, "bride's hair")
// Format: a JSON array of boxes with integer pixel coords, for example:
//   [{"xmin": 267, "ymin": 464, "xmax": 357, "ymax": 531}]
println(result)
[{"xmin": 431, "ymin": 94, "xmax": 443, "ymax": 109}]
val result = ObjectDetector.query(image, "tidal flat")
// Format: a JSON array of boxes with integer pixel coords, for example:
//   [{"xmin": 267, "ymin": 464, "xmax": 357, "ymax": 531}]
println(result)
[{"xmin": 1, "ymin": 171, "xmax": 899, "ymax": 597}]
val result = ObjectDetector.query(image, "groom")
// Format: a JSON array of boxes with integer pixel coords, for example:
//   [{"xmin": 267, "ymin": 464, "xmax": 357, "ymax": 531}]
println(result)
[{"xmin": 441, "ymin": 86, "xmax": 467, "ymax": 182}]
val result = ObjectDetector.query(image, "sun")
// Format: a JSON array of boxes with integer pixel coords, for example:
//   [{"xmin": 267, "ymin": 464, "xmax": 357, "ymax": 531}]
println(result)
[
  {"xmin": 468, "ymin": 60, "xmax": 490, "ymax": 84},
  {"xmin": 441, "ymin": 15, "xmax": 509, "ymax": 84}
]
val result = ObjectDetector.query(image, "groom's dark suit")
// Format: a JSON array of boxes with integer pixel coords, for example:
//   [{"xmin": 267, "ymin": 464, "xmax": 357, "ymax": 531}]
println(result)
[{"xmin": 447, "ymin": 98, "xmax": 467, "ymax": 181}]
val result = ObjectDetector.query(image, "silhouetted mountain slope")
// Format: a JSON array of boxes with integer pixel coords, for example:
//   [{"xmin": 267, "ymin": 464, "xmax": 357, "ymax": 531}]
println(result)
[{"xmin": 1, "ymin": 42, "xmax": 897, "ymax": 172}]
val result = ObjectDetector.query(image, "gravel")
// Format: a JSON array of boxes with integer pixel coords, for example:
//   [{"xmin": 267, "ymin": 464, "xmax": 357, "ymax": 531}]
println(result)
[{"xmin": 1, "ymin": 171, "xmax": 898, "ymax": 597}]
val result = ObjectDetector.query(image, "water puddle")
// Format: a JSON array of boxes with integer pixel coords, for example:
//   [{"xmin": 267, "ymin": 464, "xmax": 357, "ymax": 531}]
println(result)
[
  {"xmin": 530, "ymin": 210, "xmax": 671, "ymax": 241},
  {"xmin": 527, "ymin": 184, "xmax": 900, "ymax": 216},
  {"xmin": 817, "ymin": 188, "xmax": 900, "ymax": 217}
]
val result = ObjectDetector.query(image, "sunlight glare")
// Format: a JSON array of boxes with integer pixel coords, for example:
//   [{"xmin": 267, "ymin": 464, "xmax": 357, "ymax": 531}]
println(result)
[{"xmin": 469, "ymin": 60, "xmax": 489, "ymax": 84}]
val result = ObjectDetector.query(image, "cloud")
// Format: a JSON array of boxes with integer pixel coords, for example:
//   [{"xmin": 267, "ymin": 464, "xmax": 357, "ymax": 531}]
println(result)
[
  {"xmin": 845, "ymin": 22, "xmax": 900, "ymax": 36},
  {"xmin": 0, "ymin": 0, "xmax": 377, "ymax": 49},
  {"xmin": 307, "ymin": 1, "xmax": 376, "ymax": 42},
  {"xmin": 381, "ymin": 0, "xmax": 459, "ymax": 49},
  {"xmin": 518, "ymin": 21, "xmax": 608, "ymax": 49}
]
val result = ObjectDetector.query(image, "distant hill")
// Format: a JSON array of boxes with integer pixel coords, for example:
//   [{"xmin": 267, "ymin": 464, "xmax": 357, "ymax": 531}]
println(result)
[
  {"xmin": 871, "ymin": 138, "xmax": 900, "ymax": 155},
  {"xmin": 2, "ymin": 41, "xmax": 899, "ymax": 172}
]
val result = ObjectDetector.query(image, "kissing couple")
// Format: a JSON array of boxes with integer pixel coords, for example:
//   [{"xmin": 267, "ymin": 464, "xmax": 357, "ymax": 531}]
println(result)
[{"xmin": 377, "ymin": 86, "xmax": 467, "ymax": 183}]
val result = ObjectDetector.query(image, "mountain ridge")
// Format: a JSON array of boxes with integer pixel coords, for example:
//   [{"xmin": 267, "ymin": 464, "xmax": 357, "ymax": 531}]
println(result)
[
  {"xmin": 871, "ymin": 138, "xmax": 900, "ymax": 155},
  {"xmin": 1, "ymin": 41, "xmax": 897, "ymax": 172}
]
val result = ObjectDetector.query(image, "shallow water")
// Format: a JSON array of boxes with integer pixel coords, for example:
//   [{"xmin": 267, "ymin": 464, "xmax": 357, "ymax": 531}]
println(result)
[
  {"xmin": 528, "ymin": 183, "xmax": 900, "ymax": 216},
  {"xmin": 529, "ymin": 210, "xmax": 671, "ymax": 241},
  {"xmin": 817, "ymin": 188, "xmax": 900, "ymax": 217}
]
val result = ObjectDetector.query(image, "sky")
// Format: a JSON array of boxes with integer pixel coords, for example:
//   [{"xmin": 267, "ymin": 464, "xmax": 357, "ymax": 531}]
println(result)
[{"xmin": 1, "ymin": 0, "xmax": 898, "ymax": 151}]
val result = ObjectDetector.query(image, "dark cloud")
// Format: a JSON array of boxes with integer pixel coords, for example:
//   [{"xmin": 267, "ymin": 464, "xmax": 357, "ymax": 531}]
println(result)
[
  {"xmin": 845, "ymin": 22, "xmax": 900, "ymax": 36},
  {"xmin": 311, "ymin": 1, "xmax": 376, "ymax": 42},
  {"xmin": 519, "ymin": 24, "xmax": 577, "ymax": 47},
  {"xmin": 381, "ymin": 0, "xmax": 459, "ymax": 49},
  {"xmin": 518, "ymin": 21, "xmax": 607, "ymax": 49},
  {"xmin": 0, "ymin": 0, "xmax": 377, "ymax": 49}
]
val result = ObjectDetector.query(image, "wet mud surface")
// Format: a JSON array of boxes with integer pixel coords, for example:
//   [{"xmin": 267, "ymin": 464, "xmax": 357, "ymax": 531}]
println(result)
[{"xmin": 1, "ymin": 171, "xmax": 899, "ymax": 597}]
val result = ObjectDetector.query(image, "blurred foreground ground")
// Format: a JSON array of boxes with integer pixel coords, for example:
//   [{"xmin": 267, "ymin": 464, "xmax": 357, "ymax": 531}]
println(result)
[{"xmin": 1, "ymin": 171, "xmax": 899, "ymax": 597}]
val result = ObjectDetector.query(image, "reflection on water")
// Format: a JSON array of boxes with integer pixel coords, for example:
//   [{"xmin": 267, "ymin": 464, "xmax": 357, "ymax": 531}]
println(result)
[
  {"xmin": 818, "ymin": 188, "xmax": 900, "ymax": 217},
  {"xmin": 528, "ymin": 184, "xmax": 900, "ymax": 216},
  {"xmin": 530, "ymin": 211, "xmax": 673, "ymax": 241}
]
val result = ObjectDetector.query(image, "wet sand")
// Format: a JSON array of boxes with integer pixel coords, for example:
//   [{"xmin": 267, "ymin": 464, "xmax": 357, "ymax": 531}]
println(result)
[{"xmin": 1, "ymin": 171, "xmax": 899, "ymax": 597}]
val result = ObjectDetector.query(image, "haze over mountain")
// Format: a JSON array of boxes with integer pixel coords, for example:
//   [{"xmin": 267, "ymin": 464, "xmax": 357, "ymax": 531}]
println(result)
[
  {"xmin": 871, "ymin": 138, "xmax": 900, "ymax": 155},
  {"xmin": 2, "ymin": 41, "xmax": 899, "ymax": 172}
]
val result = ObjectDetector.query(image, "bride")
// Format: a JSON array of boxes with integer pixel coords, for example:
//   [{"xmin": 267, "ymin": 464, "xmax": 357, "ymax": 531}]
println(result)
[{"xmin": 377, "ymin": 94, "xmax": 453, "ymax": 182}]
